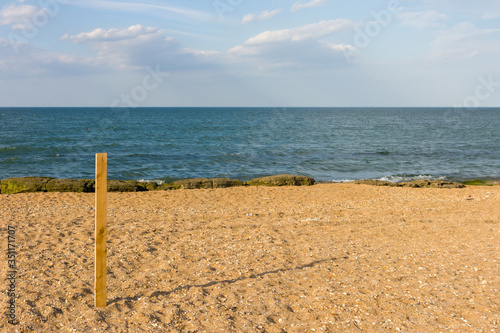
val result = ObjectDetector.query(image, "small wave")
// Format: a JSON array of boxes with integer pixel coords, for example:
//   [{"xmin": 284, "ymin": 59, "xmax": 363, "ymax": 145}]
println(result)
[
  {"xmin": 138, "ymin": 176, "xmax": 180, "ymax": 185},
  {"xmin": 138, "ymin": 179, "xmax": 164, "ymax": 185},
  {"xmin": 331, "ymin": 179, "xmax": 356, "ymax": 183},
  {"xmin": 0, "ymin": 146, "xmax": 17, "ymax": 151},
  {"xmin": 377, "ymin": 174, "xmax": 447, "ymax": 183}
]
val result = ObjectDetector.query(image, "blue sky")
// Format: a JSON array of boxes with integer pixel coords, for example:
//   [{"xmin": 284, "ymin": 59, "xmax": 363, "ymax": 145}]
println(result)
[{"xmin": 0, "ymin": 0, "xmax": 499, "ymax": 107}]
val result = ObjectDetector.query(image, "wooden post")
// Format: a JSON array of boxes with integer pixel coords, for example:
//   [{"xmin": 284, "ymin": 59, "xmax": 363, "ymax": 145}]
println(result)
[{"xmin": 95, "ymin": 153, "xmax": 107, "ymax": 307}]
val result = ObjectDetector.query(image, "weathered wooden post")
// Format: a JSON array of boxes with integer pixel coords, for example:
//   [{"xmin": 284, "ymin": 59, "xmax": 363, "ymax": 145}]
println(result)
[{"xmin": 95, "ymin": 153, "xmax": 107, "ymax": 307}]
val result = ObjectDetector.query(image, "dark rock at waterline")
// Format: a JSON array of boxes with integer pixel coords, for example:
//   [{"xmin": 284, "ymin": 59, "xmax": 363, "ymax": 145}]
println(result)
[
  {"xmin": 353, "ymin": 179, "xmax": 465, "ymax": 188},
  {"xmin": 107, "ymin": 180, "xmax": 150, "ymax": 192},
  {"xmin": 462, "ymin": 180, "xmax": 499, "ymax": 186},
  {"xmin": 0, "ymin": 177, "xmax": 156, "ymax": 193},
  {"xmin": 353, "ymin": 180, "xmax": 391, "ymax": 186},
  {"xmin": 168, "ymin": 178, "xmax": 244, "ymax": 190},
  {"xmin": 142, "ymin": 182, "xmax": 159, "ymax": 191},
  {"xmin": 0, "ymin": 175, "xmax": 313, "ymax": 194},
  {"xmin": 46, "ymin": 179, "xmax": 95, "ymax": 193},
  {"xmin": 157, "ymin": 182, "xmax": 182, "ymax": 191},
  {"xmin": 0, "ymin": 177, "xmax": 54, "ymax": 194},
  {"xmin": 172, "ymin": 178, "xmax": 213, "ymax": 189},
  {"xmin": 245, "ymin": 175, "xmax": 315, "ymax": 187},
  {"xmin": 46, "ymin": 179, "xmax": 158, "ymax": 192},
  {"xmin": 404, "ymin": 180, "xmax": 466, "ymax": 188},
  {"xmin": 212, "ymin": 178, "xmax": 244, "ymax": 188}
]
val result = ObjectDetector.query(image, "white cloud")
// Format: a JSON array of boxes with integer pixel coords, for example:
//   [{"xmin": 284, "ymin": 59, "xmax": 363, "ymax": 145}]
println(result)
[
  {"xmin": 241, "ymin": 19, "xmax": 354, "ymax": 45},
  {"xmin": 241, "ymin": 9, "xmax": 282, "ymax": 24},
  {"xmin": 61, "ymin": 25, "xmax": 212, "ymax": 71},
  {"xmin": 321, "ymin": 41, "xmax": 357, "ymax": 53},
  {"xmin": 2, "ymin": 23, "xmax": 219, "ymax": 80},
  {"xmin": 291, "ymin": 0, "xmax": 328, "ymax": 12},
  {"xmin": 0, "ymin": 3, "xmax": 44, "ymax": 30},
  {"xmin": 61, "ymin": 21, "xmax": 356, "ymax": 74},
  {"xmin": 0, "ymin": 38, "xmax": 91, "ymax": 78},
  {"xmin": 397, "ymin": 10, "xmax": 447, "ymax": 29},
  {"xmin": 228, "ymin": 20, "xmax": 356, "ymax": 70},
  {"xmin": 61, "ymin": 24, "xmax": 164, "ymax": 43}
]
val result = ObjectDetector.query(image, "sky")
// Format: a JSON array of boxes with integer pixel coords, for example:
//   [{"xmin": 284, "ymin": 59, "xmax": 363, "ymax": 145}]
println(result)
[{"xmin": 0, "ymin": 0, "xmax": 499, "ymax": 107}]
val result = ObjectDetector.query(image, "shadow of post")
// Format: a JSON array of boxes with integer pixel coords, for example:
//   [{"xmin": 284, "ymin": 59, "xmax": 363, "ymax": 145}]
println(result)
[{"xmin": 107, "ymin": 256, "xmax": 348, "ymax": 306}]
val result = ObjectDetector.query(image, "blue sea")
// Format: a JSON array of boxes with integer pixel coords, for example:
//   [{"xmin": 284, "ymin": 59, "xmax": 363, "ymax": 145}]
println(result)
[{"xmin": 0, "ymin": 107, "xmax": 499, "ymax": 183}]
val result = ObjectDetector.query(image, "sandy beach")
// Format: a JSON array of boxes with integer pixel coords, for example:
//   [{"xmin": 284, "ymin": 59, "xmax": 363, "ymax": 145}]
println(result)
[{"xmin": 1, "ymin": 183, "xmax": 499, "ymax": 332}]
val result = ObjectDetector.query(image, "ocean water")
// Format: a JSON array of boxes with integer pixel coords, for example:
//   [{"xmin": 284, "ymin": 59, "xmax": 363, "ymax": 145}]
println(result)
[{"xmin": 0, "ymin": 107, "xmax": 499, "ymax": 182}]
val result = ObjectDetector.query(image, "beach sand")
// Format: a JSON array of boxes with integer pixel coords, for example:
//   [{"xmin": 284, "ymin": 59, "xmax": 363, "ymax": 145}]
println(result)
[{"xmin": 1, "ymin": 183, "xmax": 499, "ymax": 332}]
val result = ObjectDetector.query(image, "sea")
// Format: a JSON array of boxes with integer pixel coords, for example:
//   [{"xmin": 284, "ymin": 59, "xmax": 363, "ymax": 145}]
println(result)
[{"xmin": 0, "ymin": 107, "xmax": 499, "ymax": 183}]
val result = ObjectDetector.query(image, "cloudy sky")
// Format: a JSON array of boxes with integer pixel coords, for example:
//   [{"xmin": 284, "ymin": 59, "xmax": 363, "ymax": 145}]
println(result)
[{"xmin": 0, "ymin": 0, "xmax": 499, "ymax": 107}]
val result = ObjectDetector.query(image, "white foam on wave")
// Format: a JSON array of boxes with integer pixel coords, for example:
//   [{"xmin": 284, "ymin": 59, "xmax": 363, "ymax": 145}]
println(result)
[
  {"xmin": 330, "ymin": 175, "xmax": 447, "ymax": 183},
  {"xmin": 376, "ymin": 174, "xmax": 447, "ymax": 183},
  {"xmin": 138, "ymin": 179, "xmax": 164, "ymax": 185},
  {"xmin": 331, "ymin": 179, "xmax": 356, "ymax": 183}
]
